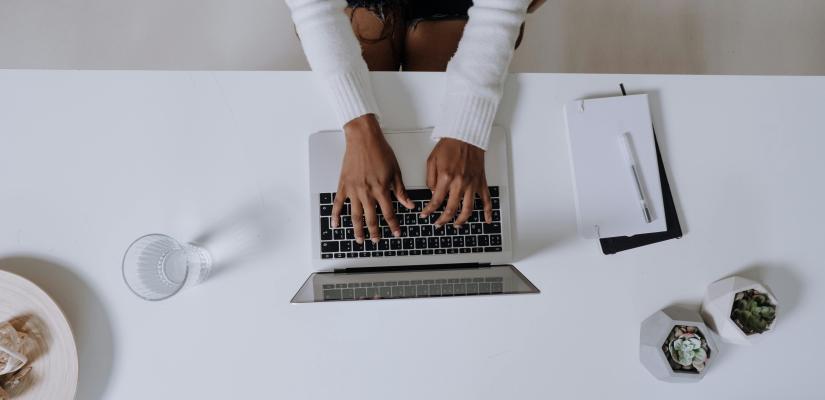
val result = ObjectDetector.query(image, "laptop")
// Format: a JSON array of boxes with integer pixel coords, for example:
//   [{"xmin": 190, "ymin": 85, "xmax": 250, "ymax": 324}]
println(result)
[{"xmin": 292, "ymin": 127, "xmax": 539, "ymax": 303}]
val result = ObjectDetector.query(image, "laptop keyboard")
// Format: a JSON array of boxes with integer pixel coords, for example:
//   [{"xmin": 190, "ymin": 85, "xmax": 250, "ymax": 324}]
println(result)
[
  {"xmin": 319, "ymin": 187, "xmax": 503, "ymax": 259},
  {"xmin": 322, "ymin": 277, "xmax": 504, "ymax": 301}
]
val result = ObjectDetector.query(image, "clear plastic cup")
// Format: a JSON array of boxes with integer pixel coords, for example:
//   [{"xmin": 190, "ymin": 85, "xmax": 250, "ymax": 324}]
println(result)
[{"xmin": 122, "ymin": 234, "xmax": 212, "ymax": 301}]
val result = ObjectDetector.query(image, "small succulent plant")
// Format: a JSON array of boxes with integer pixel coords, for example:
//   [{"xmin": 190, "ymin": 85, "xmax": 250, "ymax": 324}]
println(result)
[
  {"xmin": 662, "ymin": 326, "xmax": 711, "ymax": 373},
  {"xmin": 730, "ymin": 289, "xmax": 776, "ymax": 335}
]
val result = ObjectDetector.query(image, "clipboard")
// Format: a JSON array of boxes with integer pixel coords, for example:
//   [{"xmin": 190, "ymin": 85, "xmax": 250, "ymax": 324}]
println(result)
[{"xmin": 599, "ymin": 84, "xmax": 683, "ymax": 254}]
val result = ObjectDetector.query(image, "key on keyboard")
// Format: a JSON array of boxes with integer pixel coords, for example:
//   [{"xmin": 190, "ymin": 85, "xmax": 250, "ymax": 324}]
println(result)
[{"xmin": 319, "ymin": 187, "xmax": 503, "ymax": 259}]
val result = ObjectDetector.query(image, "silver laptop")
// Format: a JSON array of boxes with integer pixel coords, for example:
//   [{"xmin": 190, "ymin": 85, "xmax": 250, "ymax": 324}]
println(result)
[{"xmin": 292, "ymin": 128, "xmax": 538, "ymax": 303}]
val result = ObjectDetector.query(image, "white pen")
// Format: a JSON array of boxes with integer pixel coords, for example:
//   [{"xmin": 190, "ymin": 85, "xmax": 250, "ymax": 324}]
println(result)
[{"xmin": 618, "ymin": 132, "xmax": 653, "ymax": 223}]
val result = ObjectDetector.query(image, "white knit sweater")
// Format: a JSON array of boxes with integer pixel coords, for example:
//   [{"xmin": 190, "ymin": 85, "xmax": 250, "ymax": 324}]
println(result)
[{"xmin": 286, "ymin": 0, "xmax": 530, "ymax": 150}]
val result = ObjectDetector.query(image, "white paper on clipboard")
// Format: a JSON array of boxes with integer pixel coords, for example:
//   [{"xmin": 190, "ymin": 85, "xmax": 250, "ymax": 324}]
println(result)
[{"xmin": 563, "ymin": 94, "xmax": 666, "ymax": 239}]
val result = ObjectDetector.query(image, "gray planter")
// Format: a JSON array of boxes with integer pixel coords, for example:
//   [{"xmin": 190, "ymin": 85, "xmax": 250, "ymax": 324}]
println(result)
[
  {"xmin": 701, "ymin": 276, "xmax": 778, "ymax": 345},
  {"xmin": 640, "ymin": 306, "xmax": 720, "ymax": 383}
]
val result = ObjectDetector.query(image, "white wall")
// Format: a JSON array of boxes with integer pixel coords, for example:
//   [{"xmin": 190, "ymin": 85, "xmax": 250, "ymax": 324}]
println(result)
[{"xmin": 1, "ymin": 0, "xmax": 824, "ymax": 74}]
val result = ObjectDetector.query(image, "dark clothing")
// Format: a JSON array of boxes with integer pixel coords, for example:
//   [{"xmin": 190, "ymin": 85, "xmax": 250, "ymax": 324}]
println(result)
[{"xmin": 346, "ymin": 0, "xmax": 473, "ymax": 22}]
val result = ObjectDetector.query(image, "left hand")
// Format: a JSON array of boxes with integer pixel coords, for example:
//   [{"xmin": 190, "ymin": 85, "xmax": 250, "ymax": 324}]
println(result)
[{"xmin": 420, "ymin": 138, "xmax": 493, "ymax": 227}]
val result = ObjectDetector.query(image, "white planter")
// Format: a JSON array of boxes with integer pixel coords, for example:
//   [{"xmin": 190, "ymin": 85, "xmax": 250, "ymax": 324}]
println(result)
[
  {"xmin": 639, "ymin": 306, "xmax": 720, "ymax": 383},
  {"xmin": 701, "ymin": 276, "xmax": 778, "ymax": 346}
]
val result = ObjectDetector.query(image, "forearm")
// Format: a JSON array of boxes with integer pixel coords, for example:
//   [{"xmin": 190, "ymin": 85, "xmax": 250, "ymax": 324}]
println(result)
[
  {"xmin": 432, "ymin": 0, "xmax": 531, "ymax": 150},
  {"xmin": 286, "ymin": 0, "xmax": 380, "ymax": 126}
]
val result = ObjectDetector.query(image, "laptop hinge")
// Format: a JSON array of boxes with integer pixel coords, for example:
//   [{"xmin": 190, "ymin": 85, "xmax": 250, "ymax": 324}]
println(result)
[{"xmin": 334, "ymin": 262, "xmax": 492, "ymax": 274}]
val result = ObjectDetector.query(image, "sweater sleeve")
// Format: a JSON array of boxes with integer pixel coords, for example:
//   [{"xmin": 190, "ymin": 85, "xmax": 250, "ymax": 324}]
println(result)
[
  {"xmin": 431, "ymin": 0, "xmax": 531, "ymax": 150},
  {"xmin": 286, "ymin": 0, "xmax": 381, "ymax": 127}
]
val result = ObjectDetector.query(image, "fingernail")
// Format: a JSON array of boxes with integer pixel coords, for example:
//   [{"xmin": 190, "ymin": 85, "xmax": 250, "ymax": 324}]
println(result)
[
  {"xmin": 434, "ymin": 223, "xmax": 441, "ymax": 228},
  {"xmin": 372, "ymin": 238, "xmax": 380, "ymax": 244},
  {"xmin": 331, "ymin": 220, "xmax": 338, "ymax": 228},
  {"xmin": 393, "ymin": 230, "xmax": 400, "ymax": 237},
  {"xmin": 356, "ymin": 237, "xmax": 363, "ymax": 244}
]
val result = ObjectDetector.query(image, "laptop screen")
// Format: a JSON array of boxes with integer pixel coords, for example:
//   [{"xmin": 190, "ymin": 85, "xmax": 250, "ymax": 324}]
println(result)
[{"xmin": 291, "ymin": 264, "xmax": 538, "ymax": 303}]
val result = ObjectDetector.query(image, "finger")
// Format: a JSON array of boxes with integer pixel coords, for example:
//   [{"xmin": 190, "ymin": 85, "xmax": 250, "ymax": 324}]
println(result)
[
  {"xmin": 350, "ymin": 199, "xmax": 365, "ymax": 244},
  {"xmin": 426, "ymin": 158, "xmax": 437, "ymax": 191},
  {"xmin": 454, "ymin": 188, "xmax": 475, "ymax": 226},
  {"xmin": 435, "ymin": 180, "xmax": 463, "ymax": 227},
  {"xmin": 421, "ymin": 175, "xmax": 450, "ymax": 218},
  {"xmin": 393, "ymin": 172, "xmax": 414, "ymax": 210},
  {"xmin": 480, "ymin": 181, "xmax": 493, "ymax": 224},
  {"xmin": 376, "ymin": 191, "xmax": 401, "ymax": 237},
  {"xmin": 361, "ymin": 192, "xmax": 381, "ymax": 243},
  {"xmin": 330, "ymin": 186, "xmax": 346, "ymax": 228}
]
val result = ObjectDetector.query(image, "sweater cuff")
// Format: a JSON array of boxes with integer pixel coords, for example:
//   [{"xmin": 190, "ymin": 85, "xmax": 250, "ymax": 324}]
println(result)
[
  {"xmin": 431, "ymin": 93, "xmax": 498, "ymax": 150},
  {"xmin": 322, "ymin": 69, "xmax": 381, "ymax": 127}
]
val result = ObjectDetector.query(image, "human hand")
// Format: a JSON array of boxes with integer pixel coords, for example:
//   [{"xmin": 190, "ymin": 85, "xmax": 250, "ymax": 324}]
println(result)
[
  {"xmin": 331, "ymin": 114, "xmax": 414, "ymax": 244},
  {"xmin": 420, "ymin": 138, "xmax": 493, "ymax": 227}
]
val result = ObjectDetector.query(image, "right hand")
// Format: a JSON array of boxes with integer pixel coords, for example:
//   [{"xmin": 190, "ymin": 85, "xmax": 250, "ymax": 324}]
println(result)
[{"xmin": 331, "ymin": 114, "xmax": 414, "ymax": 244}]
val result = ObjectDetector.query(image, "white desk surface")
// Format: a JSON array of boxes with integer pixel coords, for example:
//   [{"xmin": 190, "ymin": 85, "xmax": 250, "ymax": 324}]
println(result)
[{"xmin": 1, "ymin": 70, "xmax": 823, "ymax": 399}]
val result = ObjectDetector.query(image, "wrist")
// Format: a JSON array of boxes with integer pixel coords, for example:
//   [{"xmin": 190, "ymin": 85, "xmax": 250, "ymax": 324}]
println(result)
[
  {"xmin": 439, "ymin": 137, "xmax": 485, "ymax": 152},
  {"xmin": 344, "ymin": 114, "xmax": 383, "ymax": 145}
]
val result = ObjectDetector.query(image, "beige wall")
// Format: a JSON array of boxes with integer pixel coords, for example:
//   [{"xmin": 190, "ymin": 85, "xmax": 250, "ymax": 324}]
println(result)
[{"xmin": 1, "ymin": 0, "xmax": 823, "ymax": 74}]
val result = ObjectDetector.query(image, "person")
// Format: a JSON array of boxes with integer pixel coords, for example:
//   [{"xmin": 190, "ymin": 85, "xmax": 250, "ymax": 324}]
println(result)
[{"xmin": 286, "ymin": 0, "xmax": 543, "ymax": 245}]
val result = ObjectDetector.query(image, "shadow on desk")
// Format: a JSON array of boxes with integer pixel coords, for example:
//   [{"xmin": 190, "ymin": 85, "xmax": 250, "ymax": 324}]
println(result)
[
  {"xmin": 699, "ymin": 265, "xmax": 803, "ymax": 371},
  {"xmin": 191, "ymin": 199, "xmax": 280, "ymax": 280},
  {"xmin": 0, "ymin": 256, "xmax": 115, "ymax": 400}
]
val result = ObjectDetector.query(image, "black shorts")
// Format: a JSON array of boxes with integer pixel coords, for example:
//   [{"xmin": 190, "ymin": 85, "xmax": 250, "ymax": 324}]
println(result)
[{"xmin": 346, "ymin": 0, "xmax": 474, "ymax": 21}]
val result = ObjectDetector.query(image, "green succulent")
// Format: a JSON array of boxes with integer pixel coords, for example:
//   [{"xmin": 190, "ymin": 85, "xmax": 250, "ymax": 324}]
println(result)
[
  {"xmin": 730, "ymin": 289, "xmax": 776, "ymax": 335},
  {"xmin": 668, "ymin": 330, "xmax": 708, "ymax": 372}
]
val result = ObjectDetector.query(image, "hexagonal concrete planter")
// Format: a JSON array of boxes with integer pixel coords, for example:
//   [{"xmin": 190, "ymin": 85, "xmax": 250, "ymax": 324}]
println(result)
[
  {"xmin": 640, "ymin": 306, "xmax": 719, "ymax": 383},
  {"xmin": 701, "ymin": 276, "xmax": 778, "ymax": 345}
]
